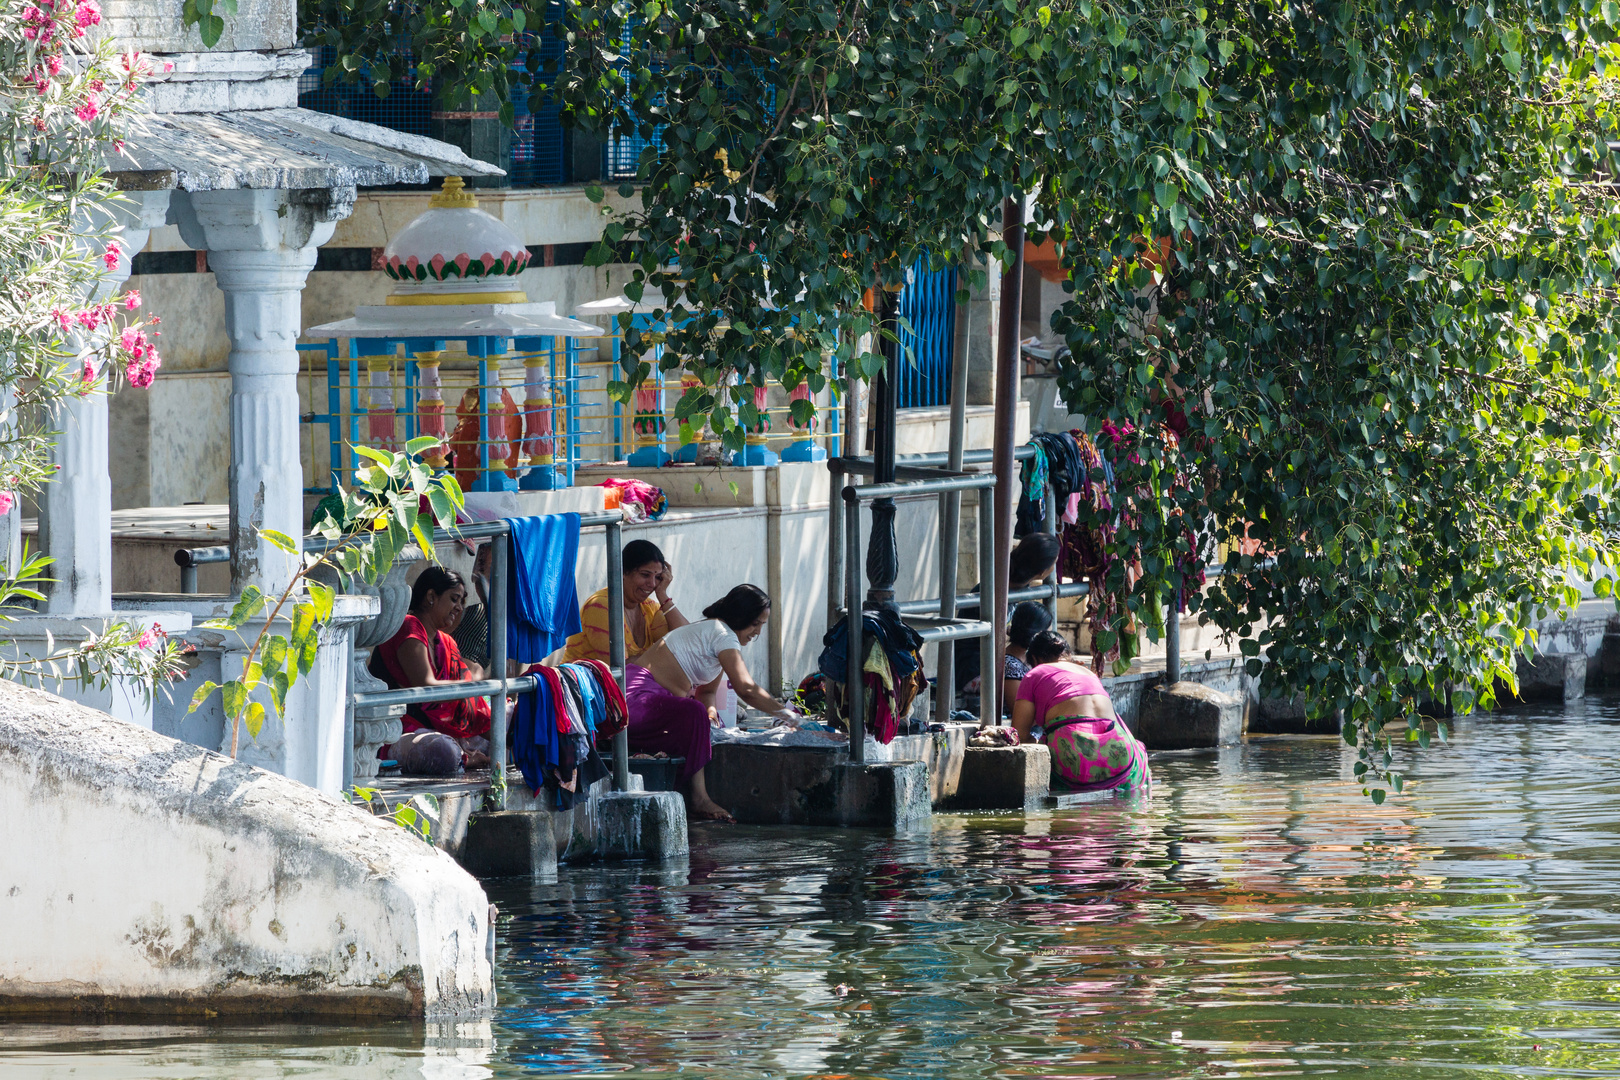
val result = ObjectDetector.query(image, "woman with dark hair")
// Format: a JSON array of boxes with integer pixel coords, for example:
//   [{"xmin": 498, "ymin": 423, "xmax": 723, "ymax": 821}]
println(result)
[
  {"xmin": 628, "ymin": 584, "xmax": 797, "ymax": 822},
  {"xmin": 954, "ymin": 532, "xmax": 1065, "ymax": 699},
  {"xmin": 563, "ymin": 538, "xmax": 689, "ymax": 663},
  {"xmin": 371, "ymin": 566, "xmax": 493, "ymax": 775},
  {"xmin": 1010, "ymin": 629, "xmax": 1151, "ymax": 796},
  {"xmin": 1001, "ymin": 601, "xmax": 1054, "ymax": 708}
]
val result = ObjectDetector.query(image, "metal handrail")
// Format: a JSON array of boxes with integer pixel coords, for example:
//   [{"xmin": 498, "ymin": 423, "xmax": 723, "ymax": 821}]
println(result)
[
  {"xmin": 344, "ymin": 510, "xmax": 629, "ymax": 803},
  {"xmin": 175, "ymin": 510, "xmax": 630, "ymax": 805}
]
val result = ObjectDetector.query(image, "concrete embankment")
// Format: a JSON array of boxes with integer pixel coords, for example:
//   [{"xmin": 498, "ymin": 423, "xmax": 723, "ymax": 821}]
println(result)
[{"xmin": 0, "ymin": 682, "xmax": 493, "ymax": 1019}]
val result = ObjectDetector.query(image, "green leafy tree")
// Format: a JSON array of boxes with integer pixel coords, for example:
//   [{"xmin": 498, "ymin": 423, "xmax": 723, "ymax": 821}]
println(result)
[{"xmin": 1036, "ymin": 0, "xmax": 1620, "ymax": 801}]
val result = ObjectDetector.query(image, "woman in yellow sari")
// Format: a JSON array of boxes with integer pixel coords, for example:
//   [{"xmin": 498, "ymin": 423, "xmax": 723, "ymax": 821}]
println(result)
[{"xmin": 562, "ymin": 539, "xmax": 689, "ymax": 663}]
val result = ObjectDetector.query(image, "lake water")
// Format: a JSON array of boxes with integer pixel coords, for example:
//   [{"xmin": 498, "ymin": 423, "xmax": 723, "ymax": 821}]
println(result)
[{"xmin": 5, "ymin": 697, "xmax": 1620, "ymax": 1078}]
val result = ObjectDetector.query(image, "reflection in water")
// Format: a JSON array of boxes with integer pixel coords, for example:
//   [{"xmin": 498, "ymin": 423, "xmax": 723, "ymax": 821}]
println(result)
[{"xmin": 6, "ymin": 698, "xmax": 1620, "ymax": 1077}]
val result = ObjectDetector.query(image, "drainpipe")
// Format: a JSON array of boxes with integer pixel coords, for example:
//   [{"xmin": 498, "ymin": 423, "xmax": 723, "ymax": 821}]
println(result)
[{"xmin": 990, "ymin": 196, "xmax": 1026, "ymax": 723}]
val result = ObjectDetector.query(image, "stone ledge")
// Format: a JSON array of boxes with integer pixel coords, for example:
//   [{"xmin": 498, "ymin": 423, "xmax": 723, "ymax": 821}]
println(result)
[{"xmin": 0, "ymin": 680, "xmax": 492, "ymax": 1019}]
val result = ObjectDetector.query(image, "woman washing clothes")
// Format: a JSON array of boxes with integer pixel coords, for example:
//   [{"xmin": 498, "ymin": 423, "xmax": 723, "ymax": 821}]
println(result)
[
  {"xmin": 371, "ymin": 567, "xmax": 502, "ymax": 776},
  {"xmin": 563, "ymin": 539, "xmax": 688, "ymax": 664},
  {"xmin": 628, "ymin": 584, "xmax": 799, "ymax": 823},
  {"xmin": 1000, "ymin": 601, "xmax": 1054, "ymax": 708},
  {"xmin": 1010, "ymin": 630, "xmax": 1151, "ymax": 796}
]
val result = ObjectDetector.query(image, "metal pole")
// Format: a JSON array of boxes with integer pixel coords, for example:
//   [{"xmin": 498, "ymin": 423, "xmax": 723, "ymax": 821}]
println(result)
[
  {"xmin": 1166, "ymin": 586, "xmax": 1182, "ymax": 685},
  {"xmin": 844, "ymin": 490, "xmax": 865, "ymax": 761},
  {"xmin": 180, "ymin": 564, "xmax": 196, "ymax": 594},
  {"xmin": 866, "ymin": 290, "xmax": 900, "ymax": 607},
  {"xmin": 1044, "ymin": 483, "xmax": 1060, "ymax": 620},
  {"xmin": 488, "ymin": 530, "xmax": 509, "ymax": 808},
  {"xmin": 977, "ymin": 479, "xmax": 998, "ymax": 726},
  {"xmin": 828, "ymin": 460, "xmax": 846, "ymax": 630},
  {"xmin": 606, "ymin": 519, "xmax": 630, "ymax": 790},
  {"xmin": 990, "ymin": 195, "xmax": 1026, "ymax": 724},
  {"xmin": 936, "ymin": 256, "xmax": 973, "ymax": 721}
]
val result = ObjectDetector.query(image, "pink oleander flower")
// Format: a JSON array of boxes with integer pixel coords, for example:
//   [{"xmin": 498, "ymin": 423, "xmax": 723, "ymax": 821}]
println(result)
[
  {"xmin": 46, "ymin": 54, "xmax": 61, "ymax": 75},
  {"xmin": 76, "ymin": 99, "xmax": 99, "ymax": 123},
  {"xmin": 137, "ymin": 624, "xmax": 159, "ymax": 650},
  {"xmin": 112, "ymin": 139, "xmax": 124, "ymax": 153},
  {"xmin": 22, "ymin": 26, "xmax": 36, "ymax": 39},
  {"xmin": 123, "ymin": 290, "xmax": 140, "ymax": 310},
  {"xmin": 31, "ymin": 117, "xmax": 45, "ymax": 131},
  {"xmin": 89, "ymin": 78, "xmax": 104, "ymax": 92},
  {"xmin": 163, "ymin": 61, "xmax": 174, "ymax": 73},
  {"xmin": 127, "ymin": 354, "xmax": 158, "ymax": 388},
  {"xmin": 34, "ymin": 77, "xmax": 49, "ymax": 94},
  {"xmin": 21, "ymin": 5, "xmax": 43, "ymax": 21},
  {"xmin": 75, "ymin": 0, "xmax": 100, "ymax": 27},
  {"xmin": 0, "ymin": 492, "xmax": 15, "ymax": 517},
  {"xmin": 119, "ymin": 325, "xmax": 144, "ymax": 356},
  {"xmin": 81, "ymin": 358, "xmax": 96, "ymax": 383},
  {"xmin": 49, "ymin": 307, "xmax": 70, "ymax": 332},
  {"xmin": 101, "ymin": 244, "xmax": 118, "ymax": 270}
]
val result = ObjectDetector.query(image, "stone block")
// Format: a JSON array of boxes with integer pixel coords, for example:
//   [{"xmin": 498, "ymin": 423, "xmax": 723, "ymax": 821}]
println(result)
[
  {"xmin": 942, "ymin": 745, "xmax": 1050, "ymax": 810},
  {"xmin": 1601, "ymin": 632, "xmax": 1620, "ymax": 687},
  {"xmin": 1137, "ymin": 680, "xmax": 1244, "ymax": 750},
  {"xmin": 1515, "ymin": 651, "xmax": 1587, "ymax": 703},
  {"xmin": 596, "ymin": 791, "xmax": 689, "ymax": 861},
  {"xmin": 832, "ymin": 761, "xmax": 932, "ymax": 828},
  {"xmin": 459, "ymin": 811, "xmax": 559, "ymax": 879},
  {"xmin": 1247, "ymin": 692, "xmax": 1339, "ymax": 735},
  {"xmin": 706, "ymin": 744, "xmax": 931, "ymax": 827},
  {"xmin": 627, "ymin": 756, "xmax": 684, "ymax": 792}
]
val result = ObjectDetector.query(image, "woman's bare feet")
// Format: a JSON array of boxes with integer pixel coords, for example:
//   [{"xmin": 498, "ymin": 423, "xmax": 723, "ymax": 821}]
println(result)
[{"xmin": 690, "ymin": 799, "xmax": 734, "ymax": 823}]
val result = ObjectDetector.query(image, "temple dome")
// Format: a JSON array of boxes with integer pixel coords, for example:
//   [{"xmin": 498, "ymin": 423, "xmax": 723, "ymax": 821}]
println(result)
[{"xmin": 381, "ymin": 177, "xmax": 530, "ymax": 297}]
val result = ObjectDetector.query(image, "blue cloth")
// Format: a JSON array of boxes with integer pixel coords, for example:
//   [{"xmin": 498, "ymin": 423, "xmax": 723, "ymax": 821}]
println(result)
[
  {"xmin": 561, "ymin": 662, "xmax": 603, "ymax": 737},
  {"xmin": 512, "ymin": 666, "xmax": 560, "ymax": 797},
  {"xmin": 505, "ymin": 513, "xmax": 582, "ymax": 663}
]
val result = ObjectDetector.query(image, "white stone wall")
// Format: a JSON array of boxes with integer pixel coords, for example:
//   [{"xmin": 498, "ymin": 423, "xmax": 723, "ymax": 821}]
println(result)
[
  {"xmin": 0, "ymin": 681, "xmax": 493, "ymax": 1018},
  {"xmin": 102, "ymin": 0, "xmax": 295, "ymax": 54}
]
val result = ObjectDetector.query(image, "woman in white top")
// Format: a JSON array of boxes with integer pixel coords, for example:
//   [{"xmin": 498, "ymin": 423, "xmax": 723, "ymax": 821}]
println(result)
[{"xmin": 627, "ymin": 584, "xmax": 796, "ymax": 822}]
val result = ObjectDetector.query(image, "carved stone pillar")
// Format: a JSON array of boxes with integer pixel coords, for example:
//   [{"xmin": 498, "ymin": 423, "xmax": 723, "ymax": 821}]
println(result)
[
  {"xmin": 38, "ymin": 190, "xmax": 170, "ymax": 615},
  {"xmin": 172, "ymin": 187, "xmax": 351, "ymax": 598}
]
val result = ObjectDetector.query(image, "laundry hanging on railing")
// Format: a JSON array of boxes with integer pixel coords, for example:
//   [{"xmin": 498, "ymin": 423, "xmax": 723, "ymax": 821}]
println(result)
[
  {"xmin": 504, "ymin": 513, "xmax": 582, "ymax": 662},
  {"xmin": 817, "ymin": 610, "xmax": 925, "ymax": 745},
  {"xmin": 594, "ymin": 477, "xmax": 668, "ymax": 522},
  {"xmin": 1017, "ymin": 430, "xmax": 1087, "ymax": 535},
  {"xmin": 514, "ymin": 660, "xmax": 624, "ymax": 809}
]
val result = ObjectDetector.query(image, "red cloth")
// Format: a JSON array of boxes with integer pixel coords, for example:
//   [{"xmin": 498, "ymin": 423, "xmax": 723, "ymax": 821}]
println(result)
[
  {"xmin": 532, "ymin": 665, "xmax": 573, "ymax": 734},
  {"xmin": 372, "ymin": 614, "xmax": 491, "ymax": 739},
  {"xmin": 578, "ymin": 658, "xmax": 628, "ymax": 742}
]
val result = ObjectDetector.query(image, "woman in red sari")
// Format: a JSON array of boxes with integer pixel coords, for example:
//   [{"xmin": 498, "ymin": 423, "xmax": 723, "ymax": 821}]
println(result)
[{"xmin": 372, "ymin": 567, "xmax": 493, "ymax": 775}]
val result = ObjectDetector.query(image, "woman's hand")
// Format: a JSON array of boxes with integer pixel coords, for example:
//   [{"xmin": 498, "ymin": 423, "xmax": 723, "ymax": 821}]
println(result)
[{"xmin": 654, "ymin": 560, "xmax": 674, "ymax": 604}]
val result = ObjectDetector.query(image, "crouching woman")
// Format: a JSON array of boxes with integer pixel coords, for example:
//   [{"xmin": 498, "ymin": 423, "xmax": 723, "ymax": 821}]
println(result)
[
  {"xmin": 371, "ymin": 567, "xmax": 492, "ymax": 776},
  {"xmin": 1009, "ymin": 630, "xmax": 1151, "ymax": 796},
  {"xmin": 627, "ymin": 584, "xmax": 799, "ymax": 822}
]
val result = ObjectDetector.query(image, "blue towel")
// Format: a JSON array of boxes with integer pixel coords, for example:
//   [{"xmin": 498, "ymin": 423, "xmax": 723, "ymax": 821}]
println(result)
[
  {"xmin": 504, "ymin": 513, "xmax": 582, "ymax": 663},
  {"xmin": 511, "ymin": 666, "xmax": 558, "ymax": 795}
]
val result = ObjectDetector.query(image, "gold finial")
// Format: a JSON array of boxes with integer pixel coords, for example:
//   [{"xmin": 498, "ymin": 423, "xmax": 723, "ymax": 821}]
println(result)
[
  {"xmin": 430, "ymin": 176, "xmax": 477, "ymax": 209},
  {"xmin": 715, "ymin": 149, "xmax": 742, "ymax": 183}
]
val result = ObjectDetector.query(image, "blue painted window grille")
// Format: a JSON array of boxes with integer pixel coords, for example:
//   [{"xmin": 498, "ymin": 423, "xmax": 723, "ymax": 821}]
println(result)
[
  {"xmin": 298, "ymin": 43, "xmax": 433, "ymax": 137},
  {"xmin": 299, "ymin": 23, "xmax": 569, "ymax": 187},
  {"xmin": 895, "ymin": 260, "xmax": 958, "ymax": 409}
]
